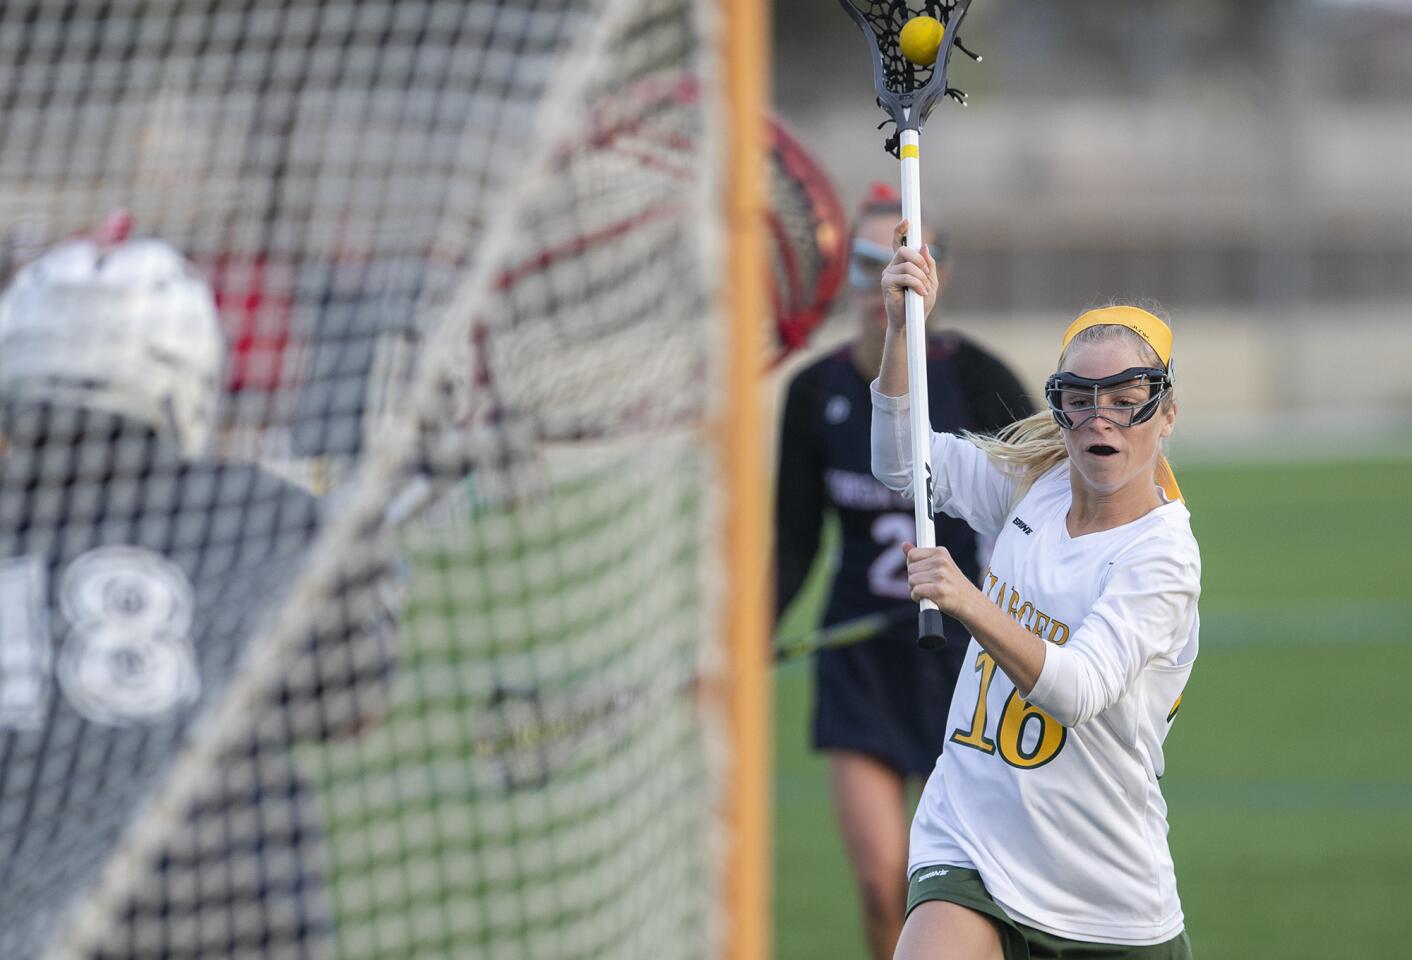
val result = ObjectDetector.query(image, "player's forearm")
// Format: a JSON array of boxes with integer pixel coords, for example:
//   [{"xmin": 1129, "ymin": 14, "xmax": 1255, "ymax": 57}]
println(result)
[
  {"xmin": 876, "ymin": 321, "xmax": 909, "ymax": 398},
  {"xmin": 955, "ymin": 589, "xmax": 1048, "ymax": 698}
]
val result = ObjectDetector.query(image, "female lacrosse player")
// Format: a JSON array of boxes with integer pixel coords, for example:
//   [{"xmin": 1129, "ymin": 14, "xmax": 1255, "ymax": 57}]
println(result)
[
  {"xmin": 871, "ymin": 230, "xmax": 1199, "ymax": 959},
  {"xmin": 775, "ymin": 184, "xmax": 1031, "ymax": 960}
]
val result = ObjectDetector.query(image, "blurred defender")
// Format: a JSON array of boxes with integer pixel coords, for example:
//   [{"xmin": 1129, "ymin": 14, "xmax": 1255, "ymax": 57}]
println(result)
[
  {"xmin": 0, "ymin": 238, "xmax": 393, "ymax": 958},
  {"xmin": 774, "ymin": 184, "xmax": 1032, "ymax": 960}
]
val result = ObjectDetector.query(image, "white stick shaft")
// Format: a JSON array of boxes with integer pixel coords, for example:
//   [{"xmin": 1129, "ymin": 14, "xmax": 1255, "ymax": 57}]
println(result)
[{"xmin": 898, "ymin": 128, "xmax": 939, "ymax": 616}]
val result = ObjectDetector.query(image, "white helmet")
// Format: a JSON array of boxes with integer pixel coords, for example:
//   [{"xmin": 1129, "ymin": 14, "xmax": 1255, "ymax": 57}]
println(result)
[{"xmin": 0, "ymin": 239, "xmax": 225, "ymax": 457}]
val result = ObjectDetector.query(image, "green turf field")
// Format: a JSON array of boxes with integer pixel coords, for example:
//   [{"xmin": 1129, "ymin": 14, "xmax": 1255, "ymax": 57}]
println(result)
[{"xmin": 772, "ymin": 457, "xmax": 1412, "ymax": 958}]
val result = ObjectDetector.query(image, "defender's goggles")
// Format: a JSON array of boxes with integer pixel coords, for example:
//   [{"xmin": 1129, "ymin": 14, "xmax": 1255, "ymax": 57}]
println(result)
[
  {"xmin": 1045, "ymin": 367, "xmax": 1172, "ymax": 430},
  {"xmin": 848, "ymin": 237, "xmax": 893, "ymax": 289},
  {"xmin": 849, "ymin": 237, "xmax": 940, "ymax": 290}
]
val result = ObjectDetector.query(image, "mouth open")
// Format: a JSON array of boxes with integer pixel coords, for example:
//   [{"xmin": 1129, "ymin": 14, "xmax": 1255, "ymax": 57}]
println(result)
[{"xmin": 1086, "ymin": 443, "xmax": 1119, "ymax": 458}]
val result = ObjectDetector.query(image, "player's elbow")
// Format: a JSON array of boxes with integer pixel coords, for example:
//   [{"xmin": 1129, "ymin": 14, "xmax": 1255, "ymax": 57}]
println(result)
[
  {"xmin": 1026, "ymin": 686, "xmax": 1084, "ymax": 729},
  {"xmin": 1048, "ymin": 693, "xmax": 1098, "ymax": 729},
  {"xmin": 1026, "ymin": 647, "xmax": 1124, "ymax": 728},
  {"xmin": 870, "ymin": 453, "xmax": 912, "ymax": 497}
]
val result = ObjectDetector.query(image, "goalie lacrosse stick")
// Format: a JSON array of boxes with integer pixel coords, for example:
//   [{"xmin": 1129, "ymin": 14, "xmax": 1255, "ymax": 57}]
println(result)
[
  {"xmin": 838, "ymin": 0, "xmax": 979, "ymax": 650},
  {"xmin": 524, "ymin": 73, "xmax": 847, "ymax": 369},
  {"xmin": 383, "ymin": 74, "xmax": 848, "ymax": 525}
]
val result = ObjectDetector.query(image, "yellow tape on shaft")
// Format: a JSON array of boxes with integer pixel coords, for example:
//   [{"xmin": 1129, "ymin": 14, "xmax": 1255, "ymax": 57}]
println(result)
[{"xmin": 900, "ymin": 144, "xmax": 919, "ymax": 159}]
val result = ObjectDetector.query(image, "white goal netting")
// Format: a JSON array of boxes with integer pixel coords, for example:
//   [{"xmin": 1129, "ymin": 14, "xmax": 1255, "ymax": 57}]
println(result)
[{"xmin": 0, "ymin": 1, "xmax": 743, "ymax": 957}]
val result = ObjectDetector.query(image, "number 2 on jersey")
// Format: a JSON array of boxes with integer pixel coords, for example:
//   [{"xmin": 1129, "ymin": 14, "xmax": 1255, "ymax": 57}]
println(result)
[
  {"xmin": 949, "ymin": 650, "xmax": 1067, "ymax": 769},
  {"xmin": 868, "ymin": 512, "xmax": 915, "ymax": 599}
]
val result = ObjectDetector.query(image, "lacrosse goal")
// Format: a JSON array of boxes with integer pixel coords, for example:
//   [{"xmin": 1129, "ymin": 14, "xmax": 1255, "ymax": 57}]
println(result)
[{"xmin": 0, "ymin": 0, "xmax": 768, "ymax": 957}]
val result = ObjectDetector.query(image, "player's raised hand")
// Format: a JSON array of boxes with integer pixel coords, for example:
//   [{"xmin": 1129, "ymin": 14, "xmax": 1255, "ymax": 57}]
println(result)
[
  {"xmin": 902, "ymin": 541, "xmax": 976, "ymax": 618},
  {"xmin": 881, "ymin": 218, "xmax": 939, "ymax": 331}
]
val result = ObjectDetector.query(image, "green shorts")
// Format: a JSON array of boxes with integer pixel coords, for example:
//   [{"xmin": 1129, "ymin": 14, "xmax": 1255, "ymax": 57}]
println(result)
[{"xmin": 906, "ymin": 865, "xmax": 1192, "ymax": 960}]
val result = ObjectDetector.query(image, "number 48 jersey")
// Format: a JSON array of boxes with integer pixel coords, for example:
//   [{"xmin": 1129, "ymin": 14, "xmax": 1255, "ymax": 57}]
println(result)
[{"xmin": 0, "ymin": 405, "xmax": 394, "ymax": 958}]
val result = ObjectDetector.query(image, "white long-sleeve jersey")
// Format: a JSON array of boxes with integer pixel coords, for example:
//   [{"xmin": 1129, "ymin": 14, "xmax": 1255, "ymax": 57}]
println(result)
[{"xmin": 871, "ymin": 381, "xmax": 1200, "ymax": 945}]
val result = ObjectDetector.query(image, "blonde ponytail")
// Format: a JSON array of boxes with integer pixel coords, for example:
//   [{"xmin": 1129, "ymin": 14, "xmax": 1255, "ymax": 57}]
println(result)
[{"xmin": 963, "ymin": 411, "xmax": 1067, "ymax": 506}]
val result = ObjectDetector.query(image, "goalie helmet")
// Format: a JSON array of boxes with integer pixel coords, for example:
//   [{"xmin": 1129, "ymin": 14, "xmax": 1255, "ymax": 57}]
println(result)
[{"xmin": 0, "ymin": 238, "xmax": 225, "ymax": 457}]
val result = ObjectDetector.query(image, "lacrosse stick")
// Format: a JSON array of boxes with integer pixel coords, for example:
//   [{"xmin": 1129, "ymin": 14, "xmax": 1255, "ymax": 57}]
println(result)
[
  {"xmin": 837, "ymin": 0, "xmax": 979, "ymax": 650},
  {"xmin": 771, "ymin": 604, "xmax": 915, "ymax": 663}
]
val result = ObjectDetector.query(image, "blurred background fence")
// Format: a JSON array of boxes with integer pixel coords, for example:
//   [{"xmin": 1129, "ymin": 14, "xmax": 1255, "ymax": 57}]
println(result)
[{"xmin": 771, "ymin": 0, "xmax": 1412, "ymax": 449}]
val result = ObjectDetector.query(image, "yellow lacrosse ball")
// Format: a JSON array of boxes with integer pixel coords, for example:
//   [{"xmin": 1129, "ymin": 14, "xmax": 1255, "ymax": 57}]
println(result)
[{"xmin": 899, "ymin": 15, "xmax": 944, "ymax": 66}]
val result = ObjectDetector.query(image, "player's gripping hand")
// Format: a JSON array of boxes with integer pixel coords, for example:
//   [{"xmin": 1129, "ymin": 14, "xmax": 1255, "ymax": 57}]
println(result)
[
  {"xmin": 881, "ymin": 218, "xmax": 940, "ymax": 331},
  {"xmin": 902, "ymin": 541, "xmax": 980, "ymax": 619}
]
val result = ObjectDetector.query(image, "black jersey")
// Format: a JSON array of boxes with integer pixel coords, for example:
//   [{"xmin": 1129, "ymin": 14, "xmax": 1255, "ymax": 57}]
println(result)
[
  {"xmin": 0, "ymin": 405, "xmax": 393, "ymax": 958},
  {"xmin": 776, "ymin": 333, "xmax": 1033, "ymax": 773}
]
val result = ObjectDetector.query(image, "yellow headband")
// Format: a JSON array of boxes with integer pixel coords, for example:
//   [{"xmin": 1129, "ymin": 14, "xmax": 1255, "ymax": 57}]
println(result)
[{"xmin": 1061, "ymin": 306, "xmax": 1173, "ymax": 367}]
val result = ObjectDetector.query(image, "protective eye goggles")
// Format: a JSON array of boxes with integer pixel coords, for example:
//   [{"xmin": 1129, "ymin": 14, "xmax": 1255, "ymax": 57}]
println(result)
[
  {"xmin": 848, "ymin": 237, "xmax": 941, "ymax": 290},
  {"xmin": 1044, "ymin": 367, "xmax": 1172, "ymax": 430},
  {"xmin": 848, "ymin": 237, "xmax": 893, "ymax": 289}
]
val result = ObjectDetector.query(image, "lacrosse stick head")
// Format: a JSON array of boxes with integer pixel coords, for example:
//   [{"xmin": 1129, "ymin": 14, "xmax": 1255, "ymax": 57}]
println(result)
[
  {"xmin": 765, "ymin": 118, "xmax": 849, "ymax": 367},
  {"xmin": 837, "ymin": 0, "xmax": 979, "ymax": 154}
]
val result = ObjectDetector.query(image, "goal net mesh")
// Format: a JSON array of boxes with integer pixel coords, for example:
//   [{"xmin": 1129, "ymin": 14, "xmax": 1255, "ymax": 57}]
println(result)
[{"xmin": 0, "ymin": 1, "xmax": 736, "ymax": 957}]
